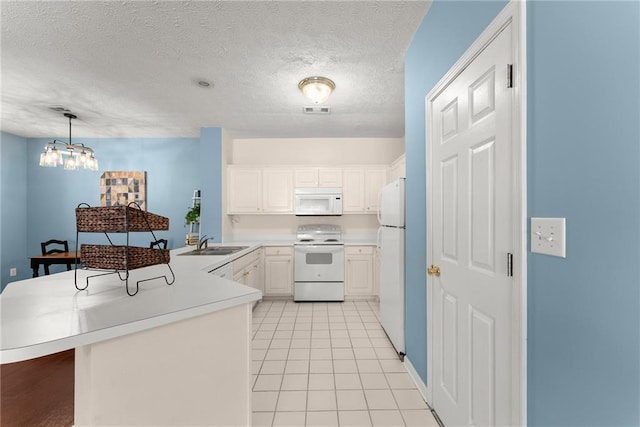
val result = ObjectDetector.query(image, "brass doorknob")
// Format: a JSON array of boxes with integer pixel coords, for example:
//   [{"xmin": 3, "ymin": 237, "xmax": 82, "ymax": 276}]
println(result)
[{"xmin": 427, "ymin": 265, "xmax": 441, "ymax": 277}]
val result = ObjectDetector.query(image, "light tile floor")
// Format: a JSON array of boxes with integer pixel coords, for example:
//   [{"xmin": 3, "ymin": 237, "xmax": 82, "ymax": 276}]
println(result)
[{"xmin": 252, "ymin": 300, "xmax": 440, "ymax": 427}]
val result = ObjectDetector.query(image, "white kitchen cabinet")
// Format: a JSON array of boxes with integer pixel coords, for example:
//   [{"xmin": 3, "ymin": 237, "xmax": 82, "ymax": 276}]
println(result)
[
  {"xmin": 228, "ymin": 167, "xmax": 293, "ymax": 214},
  {"xmin": 364, "ymin": 167, "xmax": 388, "ymax": 212},
  {"xmin": 230, "ymin": 164, "xmax": 385, "ymax": 215},
  {"xmin": 342, "ymin": 168, "xmax": 365, "ymax": 213},
  {"xmin": 294, "ymin": 168, "xmax": 318, "ymax": 187},
  {"xmin": 319, "ymin": 168, "xmax": 343, "ymax": 187},
  {"xmin": 294, "ymin": 167, "xmax": 342, "ymax": 188},
  {"xmin": 343, "ymin": 166, "xmax": 388, "ymax": 213},
  {"xmin": 233, "ymin": 248, "xmax": 264, "ymax": 292},
  {"xmin": 228, "ymin": 167, "xmax": 262, "ymax": 213},
  {"xmin": 389, "ymin": 154, "xmax": 406, "ymax": 182},
  {"xmin": 245, "ymin": 257, "xmax": 263, "ymax": 290},
  {"xmin": 232, "ymin": 269, "xmax": 245, "ymax": 283},
  {"xmin": 264, "ymin": 246, "xmax": 293, "ymax": 296},
  {"xmin": 345, "ymin": 246, "xmax": 375, "ymax": 296},
  {"xmin": 262, "ymin": 168, "xmax": 294, "ymax": 213}
]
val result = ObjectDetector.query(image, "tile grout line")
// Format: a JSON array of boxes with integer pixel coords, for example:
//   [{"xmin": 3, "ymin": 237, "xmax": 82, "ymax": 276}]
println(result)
[
  {"xmin": 252, "ymin": 299, "xmax": 434, "ymax": 427},
  {"xmin": 330, "ymin": 302, "xmax": 341, "ymax": 424},
  {"xmin": 354, "ymin": 300, "xmax": 378, "ymax": 427}
]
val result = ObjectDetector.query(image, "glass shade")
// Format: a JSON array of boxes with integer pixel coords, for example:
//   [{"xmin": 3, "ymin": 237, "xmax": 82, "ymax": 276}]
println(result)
[
  {"xmin": 299, "ymin": 77, "xmax": 335, "ymax": 104},
  {"xmin": 39, "ymin": 148, "xmax": 63, "ymax": 167},
  {"xmin": 63, "ymin": 155, "xmax": 77, "ymax": 170},
  {"xmin": 88, "ymin": 156, "xmax": 99, "ymax": 171},
  {"xmin": 39, "ymin": 143, "xmax": 98, "ymax": 170},
  {"xmin": 38, "ymin": 114, "xmax": 99, "ymax": 170}
]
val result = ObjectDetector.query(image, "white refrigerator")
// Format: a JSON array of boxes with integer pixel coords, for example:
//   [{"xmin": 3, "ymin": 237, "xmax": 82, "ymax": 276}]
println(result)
[{"xmin": 378, "ymin": 178, "xmax": 405, "ymax": 356}]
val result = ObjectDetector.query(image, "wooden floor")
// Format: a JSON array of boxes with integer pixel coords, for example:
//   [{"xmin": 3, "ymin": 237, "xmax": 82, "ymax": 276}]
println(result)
[{"xmin": 1, "ymin": 349, "xmax": 74, "ymax": 427}]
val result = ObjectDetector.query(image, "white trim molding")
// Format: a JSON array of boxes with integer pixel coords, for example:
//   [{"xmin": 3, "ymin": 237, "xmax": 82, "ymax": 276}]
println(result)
[{"xmin": 403, "ymin": 355, "xmax": 430, "ymax": 405}]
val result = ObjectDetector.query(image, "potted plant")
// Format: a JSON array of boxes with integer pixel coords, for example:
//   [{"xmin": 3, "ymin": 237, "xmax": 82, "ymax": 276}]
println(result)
[{"xmin": 185, "ymin": 204, "xmax": 200, "ymax": 225}]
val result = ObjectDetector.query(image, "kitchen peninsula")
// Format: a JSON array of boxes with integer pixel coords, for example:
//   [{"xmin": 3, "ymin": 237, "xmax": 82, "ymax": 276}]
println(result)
[{"xmin": 0, "ymin": 246, "xmax": 262, "ymax": 426}]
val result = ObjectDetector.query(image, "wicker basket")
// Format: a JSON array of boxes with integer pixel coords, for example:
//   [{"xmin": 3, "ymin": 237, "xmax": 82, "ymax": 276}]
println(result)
[
  {"xmin": 76, "ymin": 206, "xmax": 169, "ymax": 232},
  {"xmin": 81, "ymin": 244, "xmax": 170, "ymax": 270}
]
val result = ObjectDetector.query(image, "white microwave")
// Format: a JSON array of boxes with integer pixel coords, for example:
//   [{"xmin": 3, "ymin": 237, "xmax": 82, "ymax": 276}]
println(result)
[{"xmin": 294, "ymin": 188, "xmax": 343, "ymax": 216}]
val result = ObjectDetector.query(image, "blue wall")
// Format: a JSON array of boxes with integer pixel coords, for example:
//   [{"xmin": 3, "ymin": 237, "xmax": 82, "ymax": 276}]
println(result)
[
  {"xmin": 527, "ymin": 2, "xmax": 639, "ymax": 425},
  {"xmin": 0, "ymin": 133, "xmax": 29, "ymax": 289},
  {"xmin": 199, "ymin": 128, "xmax": 223, "ymax": 243},
  {"xmin": 0, "ymin": 132, "xmax": 225, "ymax": 291},
  {"xmin": 405, "ymin": 1, "xmax": 640, "ymax": 425},
  {"xmin": 25, "ymin": 137, "xmax": 202, "ymax": 271},
  {"xmin": 404, "ymin": 0, "xmax": 508, "ymax": 383}
]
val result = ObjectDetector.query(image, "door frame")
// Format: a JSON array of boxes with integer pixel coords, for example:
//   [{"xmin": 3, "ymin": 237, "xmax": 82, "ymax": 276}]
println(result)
[{"xmin": 424, "ymin": 1, "xmax": 527, "ymax": 425}]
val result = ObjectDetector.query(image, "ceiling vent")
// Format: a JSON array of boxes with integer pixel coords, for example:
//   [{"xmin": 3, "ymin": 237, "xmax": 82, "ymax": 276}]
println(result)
[{"xmin": 303, "ymin": 106, "xmax": 331, "ymax": 114}]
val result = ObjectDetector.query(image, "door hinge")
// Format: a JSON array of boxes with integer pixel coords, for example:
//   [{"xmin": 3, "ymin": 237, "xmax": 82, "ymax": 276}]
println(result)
[
  {"xmin": 506, "ymin": 64, "xmax": 514, "ymax": 88},
  {"xmin": 507, "ymin": 253, "xmax": 513, "ymax": 277}
]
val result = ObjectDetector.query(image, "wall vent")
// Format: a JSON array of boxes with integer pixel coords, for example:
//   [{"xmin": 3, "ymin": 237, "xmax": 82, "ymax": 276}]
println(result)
[{"xmin": 303, "ymin": 106, "xmax": 331, "ymax": 114}]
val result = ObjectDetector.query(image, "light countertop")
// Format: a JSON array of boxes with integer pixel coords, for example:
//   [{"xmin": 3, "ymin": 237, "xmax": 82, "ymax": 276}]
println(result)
[
  {"xmin": 0, "ymin": 245, "xmax": 262, "ymax": 364},
  {"xmin": 1, "ymin": 235, "xmax": 379, "ymax": 364}
]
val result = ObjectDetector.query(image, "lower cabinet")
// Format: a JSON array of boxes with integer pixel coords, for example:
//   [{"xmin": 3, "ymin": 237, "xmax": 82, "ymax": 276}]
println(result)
[
  {"xmin": 264, "ymin": 246, "xmax": 294, "ymax": 296},
  {"xmin": 345, "ymin": 246, "xmax": 376, "ymax": 297},
  {"xmin": 233, "ymin": 248, "xmax": 264, "ymax": 292},
  {"xmin": 231, "ymin": 244, "xmax": 378, "ymax": 300}
]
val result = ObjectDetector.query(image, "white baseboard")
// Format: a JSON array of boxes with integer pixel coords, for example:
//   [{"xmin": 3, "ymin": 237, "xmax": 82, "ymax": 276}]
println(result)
[{"xmin": 403, "ymin": 355, "xmax": 431, "ymax": 407}]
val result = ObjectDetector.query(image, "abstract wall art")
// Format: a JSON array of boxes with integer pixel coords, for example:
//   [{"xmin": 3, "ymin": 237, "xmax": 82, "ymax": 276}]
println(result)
[{"xmin": 100, "ymin": 171, "xmax": 147, "ymax": 210}]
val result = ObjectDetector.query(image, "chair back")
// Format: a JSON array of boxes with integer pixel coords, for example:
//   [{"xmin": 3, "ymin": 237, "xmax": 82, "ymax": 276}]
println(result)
[
  {"xmin": 150, "ymin": 239, "xmax": 168, "ymax": 250},
  {"xmin": 41, "ymin": 239, "xmax": 69, "ymax": 255}
]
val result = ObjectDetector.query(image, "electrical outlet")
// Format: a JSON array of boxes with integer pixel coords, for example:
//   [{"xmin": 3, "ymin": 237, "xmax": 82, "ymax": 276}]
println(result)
[
  {"xmin": 531, "ymin": 217, "xmax": 566, "ymax": 258},
  {"xmin": 9, "ymin": 267, "xmax": 17, "ymax": 277}
]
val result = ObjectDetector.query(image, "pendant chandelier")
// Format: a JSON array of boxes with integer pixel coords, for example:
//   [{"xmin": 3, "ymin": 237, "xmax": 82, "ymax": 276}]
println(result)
[{"xmin": 39, "ymin": 113, "xmax": 99, "ymax": 171}]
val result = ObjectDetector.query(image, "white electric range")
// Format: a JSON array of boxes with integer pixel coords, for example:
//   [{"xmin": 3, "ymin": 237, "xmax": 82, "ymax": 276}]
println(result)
[{"xmin": 293, "ymin": 224, "xmax": 345, "ymax": 302}]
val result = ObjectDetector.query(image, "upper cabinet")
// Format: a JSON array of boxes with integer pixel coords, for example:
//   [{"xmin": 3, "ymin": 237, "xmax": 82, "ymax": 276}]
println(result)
[
  {"xmin": 389, "ymin": 154, "xmax": 406, "ymax": 182},
  {"xmin": 262, "ymin": 168, "xmax": 294, "ymax": 213},
  {"xmin": 228, "ymin": 165, "xmax": 386, "ymax": 215},
  {"xmin": 227, "ymin": 167, "xmax": 262, "ymax": 213},
  {"xmin": 228, "ymin": 166, "xmax": 293, "ymax": 214},
  {"xmin": 319, "ymin": 168, "xmax": 343, "ymax": 187},
  {"xmin": 295, "ymin": 167, "xmax": 343, "ymax": 188},
  {"xmin": 342, "ymin": 168, "xmax": 365, "ymax": 212},
  {"xmin": 364, "ymin": 168, "xmax": 388, "ymax": 212},
  {"xmin": 343, "ymin": 166, "xmax": 388, "ymax": 214}
]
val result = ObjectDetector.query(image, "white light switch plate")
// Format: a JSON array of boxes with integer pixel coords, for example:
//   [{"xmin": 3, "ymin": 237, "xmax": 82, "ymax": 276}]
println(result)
[{"xmin": 531, "ymin": 217, "xmax": 566, "ymax": 258}]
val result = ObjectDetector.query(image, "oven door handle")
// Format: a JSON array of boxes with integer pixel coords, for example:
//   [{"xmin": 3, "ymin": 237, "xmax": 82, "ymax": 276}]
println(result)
[{"xmin": 295, "ymin": 245, "xmax": 344, "ymax": 254}]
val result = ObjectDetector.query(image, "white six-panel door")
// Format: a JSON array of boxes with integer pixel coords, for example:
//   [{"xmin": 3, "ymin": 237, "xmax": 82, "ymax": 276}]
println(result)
[{"xmin": 427, "ymin": 16, "xmax": 519, "ymax": 426}]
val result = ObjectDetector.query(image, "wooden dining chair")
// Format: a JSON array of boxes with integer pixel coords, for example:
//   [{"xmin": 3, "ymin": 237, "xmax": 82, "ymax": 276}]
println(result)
[
  {"xmin": 41, "ymin": 239, "xmax": 72, "ymax": 275},
  {"xmin": 150, "ymin": 239, "xmax": 168, "ymax": 250}
]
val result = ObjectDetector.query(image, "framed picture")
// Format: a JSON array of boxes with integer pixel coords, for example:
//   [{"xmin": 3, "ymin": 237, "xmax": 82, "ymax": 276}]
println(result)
[{"xmin": 100, "ymin": 171, "xmax": 147, "ymax": 210}]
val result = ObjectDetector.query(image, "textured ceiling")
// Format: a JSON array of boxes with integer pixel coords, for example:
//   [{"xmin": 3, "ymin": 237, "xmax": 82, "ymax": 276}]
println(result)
[{"xmin": 1, "ymin": 1, "xmax": 430, "ymax": 139}]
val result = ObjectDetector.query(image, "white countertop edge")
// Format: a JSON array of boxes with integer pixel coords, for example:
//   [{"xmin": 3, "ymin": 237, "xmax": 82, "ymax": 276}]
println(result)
[
  {"xmin": 2, "ymin": 236, "xmax": 379, "ymax": 364},
  {"xmin": 343, "ymin": 241, "xmax": 378, "ymax": 246},
  {"xmin": 0, "ymin": 289, "xmax": 261, "ymax": 364}
]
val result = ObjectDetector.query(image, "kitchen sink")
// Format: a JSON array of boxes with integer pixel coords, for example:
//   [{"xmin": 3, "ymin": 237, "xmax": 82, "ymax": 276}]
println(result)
[{"xmin": 179, "ymin": 246, "xmax": 249, "ymax": 256}]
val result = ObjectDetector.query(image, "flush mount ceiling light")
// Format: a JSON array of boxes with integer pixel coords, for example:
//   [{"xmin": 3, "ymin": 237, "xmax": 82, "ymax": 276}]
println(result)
[
  {"xmin": 39, "ymin": 113, "xmax": 99, "ymax": 171},
  {"xmin": 298, "ymin": 76, "xmax": 335, "ymax": 104}
]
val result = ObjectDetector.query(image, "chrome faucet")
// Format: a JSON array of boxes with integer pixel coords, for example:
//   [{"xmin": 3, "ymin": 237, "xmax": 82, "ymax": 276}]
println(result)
[{"xmin": 198, "ymin": 235, "xmax": 214, "ymax": 250}]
